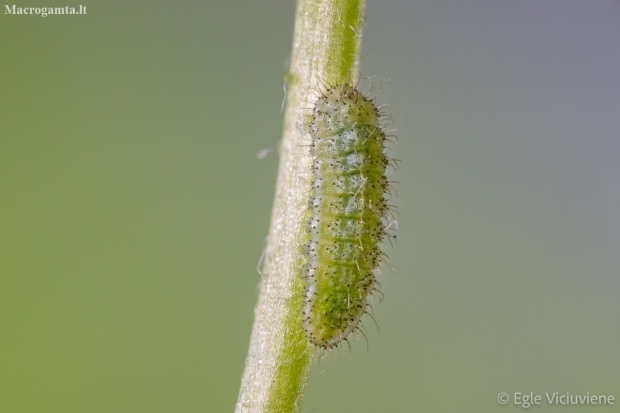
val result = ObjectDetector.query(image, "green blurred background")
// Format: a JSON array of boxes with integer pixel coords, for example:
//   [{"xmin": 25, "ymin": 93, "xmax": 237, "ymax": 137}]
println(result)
[{"xmin": 1, "ymin": 1, "xmax": 619, "ymax": 412}]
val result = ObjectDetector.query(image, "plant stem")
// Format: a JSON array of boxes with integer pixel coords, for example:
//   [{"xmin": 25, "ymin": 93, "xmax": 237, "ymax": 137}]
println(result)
[{"xmin": 235, "ymin": 1, "xmax": 365, "ymax": 412}]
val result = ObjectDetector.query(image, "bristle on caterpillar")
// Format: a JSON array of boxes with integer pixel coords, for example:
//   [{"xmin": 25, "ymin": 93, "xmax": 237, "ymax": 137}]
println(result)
[{"xmin": 301, "ymin": 82, "xmax": 395, "ymax": 349}]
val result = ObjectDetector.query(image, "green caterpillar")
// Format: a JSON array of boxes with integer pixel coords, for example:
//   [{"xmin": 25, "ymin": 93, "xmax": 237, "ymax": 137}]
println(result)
[{"xmin": 302, "ymin": 83, "xmax": 393, "ymax": 349}]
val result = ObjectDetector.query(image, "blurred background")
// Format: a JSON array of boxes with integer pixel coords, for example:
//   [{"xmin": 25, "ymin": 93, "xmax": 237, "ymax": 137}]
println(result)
[{"xmin": 1, "ymin": 1, "xmax": 619, "ymax": 412}]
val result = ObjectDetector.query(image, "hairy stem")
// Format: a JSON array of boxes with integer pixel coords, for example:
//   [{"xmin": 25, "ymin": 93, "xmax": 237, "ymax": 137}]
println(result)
[{"xmin": 235, "ymin": 1, "xmax": 365, "ymax": 412}]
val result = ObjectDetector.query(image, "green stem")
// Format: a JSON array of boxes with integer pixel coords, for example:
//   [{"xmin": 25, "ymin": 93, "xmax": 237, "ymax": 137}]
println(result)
[{"xmin": 235, "ymin": 1, "xmax": 365, "ymax": 412}]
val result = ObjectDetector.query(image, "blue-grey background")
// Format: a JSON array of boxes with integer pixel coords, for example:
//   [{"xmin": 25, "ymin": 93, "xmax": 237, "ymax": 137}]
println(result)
[{"xmin": 1, "ymin": 1, "xmax": 619, "ymax": 412}]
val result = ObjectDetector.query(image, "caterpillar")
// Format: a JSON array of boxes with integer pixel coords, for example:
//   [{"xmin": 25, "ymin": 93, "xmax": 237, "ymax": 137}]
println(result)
[{"xmin": 301, "ymin": 82, "xmax": 394, "ymax": 349}]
